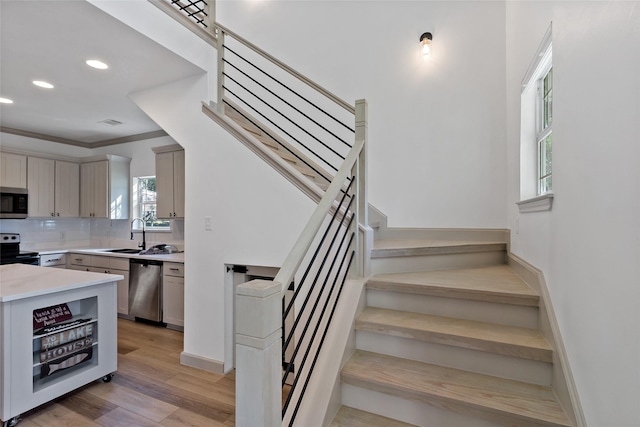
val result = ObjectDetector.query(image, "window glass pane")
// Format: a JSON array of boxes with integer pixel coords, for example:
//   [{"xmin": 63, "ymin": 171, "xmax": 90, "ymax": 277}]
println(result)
[
  {"xmin": 539, "ymin": 133, "xmax": 552, "ymax": 194},
  {"xmin": 543, "ymin": 68, "xmax": 553, "ymax": 129},
  {"xmin": 134, "ymin": 177, "xmax": 170, "ymax": 229}
]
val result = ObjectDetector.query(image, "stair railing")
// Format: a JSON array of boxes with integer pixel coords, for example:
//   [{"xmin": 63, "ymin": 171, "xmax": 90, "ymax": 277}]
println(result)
[
  {"xmin": 236, "ymin": 99, "xmax": 368, "ymax": 427},
  {"xmin": 215, "ymin": 23, "xmax": 356, "ymax": 185}
]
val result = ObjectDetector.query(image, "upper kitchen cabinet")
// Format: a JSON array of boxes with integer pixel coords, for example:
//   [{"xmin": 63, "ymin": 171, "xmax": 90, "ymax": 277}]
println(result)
[
  {"xmin": 27, "ymin": 157, "xmax": 79, "ymax": 218},
  {"xmin": 0, "ymin": 152, "xmax": 27, "ymax": 188},
  {"xmin": 154, "ymin": 146, "xmax": 184, "ymax": 219},
  {"xmin": 80, "ymin": 155, "xmax": 130, "ymax": 219}
]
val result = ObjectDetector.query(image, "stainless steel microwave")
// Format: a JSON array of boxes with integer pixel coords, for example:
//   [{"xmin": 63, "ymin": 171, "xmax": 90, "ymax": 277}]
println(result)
[{"xmin": 0, "ymin": 187, "xmax": 28, "ymax": 219}]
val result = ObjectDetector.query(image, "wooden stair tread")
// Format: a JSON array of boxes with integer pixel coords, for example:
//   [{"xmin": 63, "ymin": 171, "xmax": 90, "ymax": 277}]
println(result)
[
  {"xmin": 357, "ymin": 307, "xmax": 552, "ymax": 362},
  {"xmin": 330, "ymin": 406, "xmax": 418, "ymax": 427},
  {"xmin": 372, "ymin": 239, "xmax": 506, "ymax": 258},
  {"xmin": 367, "ymin": 265, "xmax": 539, "ymax": 306},
  {"xmin": 342, "ymin": 351, "xmax": 572, "ymax": 427}
]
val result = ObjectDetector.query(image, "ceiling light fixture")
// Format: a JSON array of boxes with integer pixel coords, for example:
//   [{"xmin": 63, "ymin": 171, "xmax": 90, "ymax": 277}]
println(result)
[
  {"xmin": 420, "ymin": 32, "xmax": 433, "ymax": 57},
  {"xmin": 33, "ymin": 80, "xmax": 54, "ymax": 89},
  {"xmin": 0, "ymin": 97, "xmax": 14, "ymax": 104},
  {"xmin": 86, "ymin": 59, "xmax": 109, "ymax": 70}
]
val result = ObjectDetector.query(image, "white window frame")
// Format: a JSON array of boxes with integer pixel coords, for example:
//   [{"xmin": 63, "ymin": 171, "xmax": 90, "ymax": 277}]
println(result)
[
  {"xmin": 132, "ymin": 176, "xmax": 171, "ymax": 231},
  {"xmin": 518, "ymin": 23, "xmax": 554, "ymax": 213}
]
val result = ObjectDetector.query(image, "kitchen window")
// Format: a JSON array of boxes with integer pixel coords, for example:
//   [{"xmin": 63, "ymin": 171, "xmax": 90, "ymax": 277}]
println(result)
[{"xmin": 132, "ymin": 176, "xmax": 170, "ymax": 230}]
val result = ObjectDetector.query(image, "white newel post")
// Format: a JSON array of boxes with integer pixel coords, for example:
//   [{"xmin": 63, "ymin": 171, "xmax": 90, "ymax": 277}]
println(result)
[{"xmin": 235, "ymin": 279, "xmax": 282, "ymax": 427}]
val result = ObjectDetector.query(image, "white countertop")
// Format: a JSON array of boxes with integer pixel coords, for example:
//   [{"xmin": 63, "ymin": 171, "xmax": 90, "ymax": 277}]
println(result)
[
  {"xmin": 38, "ymin": 248, "xmax": 185, "ymax": 263},
  {"xmin": 0, "ymin": 264, "xmax": 123, "ymax": 302}
]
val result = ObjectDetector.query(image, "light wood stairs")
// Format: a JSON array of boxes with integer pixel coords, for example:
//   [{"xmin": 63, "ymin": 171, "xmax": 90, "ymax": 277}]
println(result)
[{"xmin": 330, "ymin": 232, "xmax": 574, "ymax": 427}]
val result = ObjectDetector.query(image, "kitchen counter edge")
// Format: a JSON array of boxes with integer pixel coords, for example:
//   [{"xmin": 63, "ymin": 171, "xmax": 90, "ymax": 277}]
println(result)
[{"xmin": 38, "ymin": 249, "xmax": 184, "ymax": 263}]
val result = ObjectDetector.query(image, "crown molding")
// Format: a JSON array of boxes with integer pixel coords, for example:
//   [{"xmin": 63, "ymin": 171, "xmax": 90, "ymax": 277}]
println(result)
[{"xmin": 1, "ymin": 127, "xmax": 168, "ymax": 148}]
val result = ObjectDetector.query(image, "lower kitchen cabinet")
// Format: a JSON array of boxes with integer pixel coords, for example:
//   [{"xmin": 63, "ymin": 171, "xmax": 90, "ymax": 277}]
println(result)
[
  {"xmin": 68, "ymin": 254, "xmax": 130, "ymax": 317},
  {"xmin": 163, "ymin": 262, "xmax": 184, "ymax": 329}
]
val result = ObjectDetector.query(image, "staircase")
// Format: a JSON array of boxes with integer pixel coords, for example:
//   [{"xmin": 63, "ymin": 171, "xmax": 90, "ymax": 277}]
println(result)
[
  {"xmin": 137, "ymin": 4, "xmax": 580, "ymax": 426},
  {"xmin": 330, "ymin": 236, "xmax": 573, "ymax": 427}
]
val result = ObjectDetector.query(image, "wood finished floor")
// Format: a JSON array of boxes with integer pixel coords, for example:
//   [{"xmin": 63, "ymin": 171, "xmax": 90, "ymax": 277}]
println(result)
[{"xmin": 18, "ymin": 319, "xmax": 236, "ymax": 427}]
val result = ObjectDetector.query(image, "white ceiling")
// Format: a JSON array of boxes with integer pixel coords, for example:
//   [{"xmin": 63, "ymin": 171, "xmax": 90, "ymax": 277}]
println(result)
[{"xmin": 0, "ymin": 0, "xmax": 204, "ymax": 146}]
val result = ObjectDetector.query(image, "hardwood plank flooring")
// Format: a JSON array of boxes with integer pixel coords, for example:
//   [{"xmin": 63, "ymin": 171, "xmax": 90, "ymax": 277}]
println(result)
[{"xmin": 17, "ymin": 319, "xmax": 237, "ymax": 427}]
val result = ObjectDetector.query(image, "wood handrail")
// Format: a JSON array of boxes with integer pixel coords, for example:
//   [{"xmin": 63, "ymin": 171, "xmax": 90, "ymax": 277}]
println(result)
[{"xmin": 215, "ymin": 22, "xmax": 355, "ymax": 115}]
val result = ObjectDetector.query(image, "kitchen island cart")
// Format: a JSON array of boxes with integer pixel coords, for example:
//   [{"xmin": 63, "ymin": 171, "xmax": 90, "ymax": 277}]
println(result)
[{"xmin": 0, "ymin": 265, "xmax": 121, "ymax": 427}]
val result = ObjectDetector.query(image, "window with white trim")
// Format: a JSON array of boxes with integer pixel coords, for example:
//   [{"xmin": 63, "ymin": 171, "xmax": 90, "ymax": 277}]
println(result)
[
  {"xmin": 132, "ymin": 176, "xmax": 170, "ymax": 230},
  {"xmin": 520, "ymin": 23, "xmax": 553, "ymax": 208}
]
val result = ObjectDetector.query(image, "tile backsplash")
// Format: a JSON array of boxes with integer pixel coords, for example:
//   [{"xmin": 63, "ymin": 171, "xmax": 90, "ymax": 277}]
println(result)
[{"xmin": 0, "ymin": 218, "xmax": 184, "ymax": 252}]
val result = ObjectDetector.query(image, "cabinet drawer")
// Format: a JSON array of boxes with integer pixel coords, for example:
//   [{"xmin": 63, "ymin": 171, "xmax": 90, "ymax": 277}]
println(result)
[
  {"xmin": 92, "ymin": 255, "xmax": 129, "ymax": 271},
  {"xmin": 69, "ymin": 253, "xmax": 91, "ymax": 266},
  {"xmin": 40, "ymin": 253, "xmax": 66, "ymax": 267},
  {"xmin": 164, "ymin": 262, "xmax": 184, "ymax": 277}
]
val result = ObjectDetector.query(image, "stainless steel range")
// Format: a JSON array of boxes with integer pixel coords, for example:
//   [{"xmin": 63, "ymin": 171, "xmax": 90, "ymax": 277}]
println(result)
[{"xmin": 0, "ymin": 233, "xmax": 40, "ymax": 265}]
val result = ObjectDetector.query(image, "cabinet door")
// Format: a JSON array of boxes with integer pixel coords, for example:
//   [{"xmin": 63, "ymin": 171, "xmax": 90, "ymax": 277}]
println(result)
[
  {"xmin": 55, "ymin": 161, "xmax": 79, "ymax": 217},
  {"xmin": 79, "ymin": 163, "xmax": 94, "ymax": 218},
  {"xmin": 155, "ymin": 152, "xmax": 174, "ymax": 219},
  {"xmin": 163, "ymin": 275, "xmax": 184, "ymax": 327},
  {"xmin": 80, "ymin": 161, "xmax": 109, "ymax": 218},
  {"xmin": 110, "ymin": 269, "xmax": 130, "ymax": 315},
  {"xmin": 0, "ymin": 152, "xmax": 27, "ymax": 188},
  {"xmin": 172, "ymin": 150, "xmax": 185, "ymax": 218},
  {"xmin": 92, "ymin": 161, "xmax": 109, "ymax": 218},
  {"xmin": 27, "ymin": 157, "xmax": 55, "ymax": 217}
]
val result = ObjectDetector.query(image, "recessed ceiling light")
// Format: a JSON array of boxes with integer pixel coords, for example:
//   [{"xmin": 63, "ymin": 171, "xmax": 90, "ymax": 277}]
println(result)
[
  {"xmin": 0, "ymin": 97, "xmax": 14, "ymax": 104},
  {"xmin": 33, "ymin": 80, "xmax": 54, "ymax": 89},
  {"xmin": 86, "ymin": 59, "xmax": 109, "ymax": 70}
]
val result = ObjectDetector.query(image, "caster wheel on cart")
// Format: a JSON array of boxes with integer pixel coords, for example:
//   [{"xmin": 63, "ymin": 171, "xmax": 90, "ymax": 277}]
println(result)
[
  {"xmin": 3, "ymin": 416, "xmax": 20, "ymax": 427},
  {"xmin": 102, "ymin": 373, "xmax": 114, "ymax": 383}
]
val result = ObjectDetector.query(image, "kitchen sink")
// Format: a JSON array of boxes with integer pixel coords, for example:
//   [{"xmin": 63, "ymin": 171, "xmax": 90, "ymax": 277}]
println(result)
[{"xmin": 104, "ymin": 248, "xmax": 141, "ymax": 254}]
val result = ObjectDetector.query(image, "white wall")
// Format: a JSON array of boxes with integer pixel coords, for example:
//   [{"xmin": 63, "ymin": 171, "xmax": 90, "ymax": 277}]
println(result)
[
  {"xmin": 217, "ymin": 0, "xmax": 508, "ymax": 229},
  {"xmin": 506, "ymin": 2, "xmax": 640, "ymax": 426}
]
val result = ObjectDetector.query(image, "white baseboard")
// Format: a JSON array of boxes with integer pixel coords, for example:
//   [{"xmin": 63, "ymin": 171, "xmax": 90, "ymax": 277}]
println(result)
[
  {"xmin": 180, "ymin": 351, "xmax": 225, "ymax": 374},
  {"xmin": 508, "ymin": 253, "xmax": 586, "ymax": 427}
]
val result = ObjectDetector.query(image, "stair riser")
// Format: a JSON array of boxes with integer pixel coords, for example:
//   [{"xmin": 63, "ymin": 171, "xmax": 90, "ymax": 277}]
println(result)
[
  {"xmin": 356, "ymin": 331, "xmax": 552, "ymax": 386},
  {"xmin": 370, "ymin": 250, "xmax": 506, "ymax": 275},
  {"xmin": 341, "ymin": 383, "xmax": 504, "ymax": 427},
  {"xmin": 366, "ymin": 289, "xmax": 539, "ymax": 329},
  {"xmin": 356, "ymin": 318, "xmax": 551, "ymax": 362}
]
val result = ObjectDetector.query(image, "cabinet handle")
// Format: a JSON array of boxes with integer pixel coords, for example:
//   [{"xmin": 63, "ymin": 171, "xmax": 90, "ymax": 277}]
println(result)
[
  {"xmin": 51, "ymin": 213, "xmax": 54, "ymax": 217},
  {"xmin": 170, "ymin": 268, "xmax": 180, "ymax": 271},
  {"xmin": 56, "ymin": 213, "xmax": 60, "ymax": 216},
  {"xmin": 74, "ymin": 258, "xmax": 83, "ymax": 261}
]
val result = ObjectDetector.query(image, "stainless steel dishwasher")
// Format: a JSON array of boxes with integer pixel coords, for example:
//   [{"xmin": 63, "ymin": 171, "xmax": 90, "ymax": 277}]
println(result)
[{"xmin": 129, "ymin": 259, "xmax": 163, "ymax": 323}]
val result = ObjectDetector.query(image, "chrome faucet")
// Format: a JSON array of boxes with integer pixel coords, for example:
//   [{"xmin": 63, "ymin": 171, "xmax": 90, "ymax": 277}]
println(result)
[{"xmin": 130, "ymin": 218, "xmax": 146, "ymax": 250}]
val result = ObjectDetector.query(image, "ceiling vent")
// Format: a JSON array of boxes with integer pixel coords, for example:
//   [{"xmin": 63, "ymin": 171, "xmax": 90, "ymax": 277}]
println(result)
[{"xmin": 99, "ymin": 119, "xmax": 123, "ymax": 126}]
